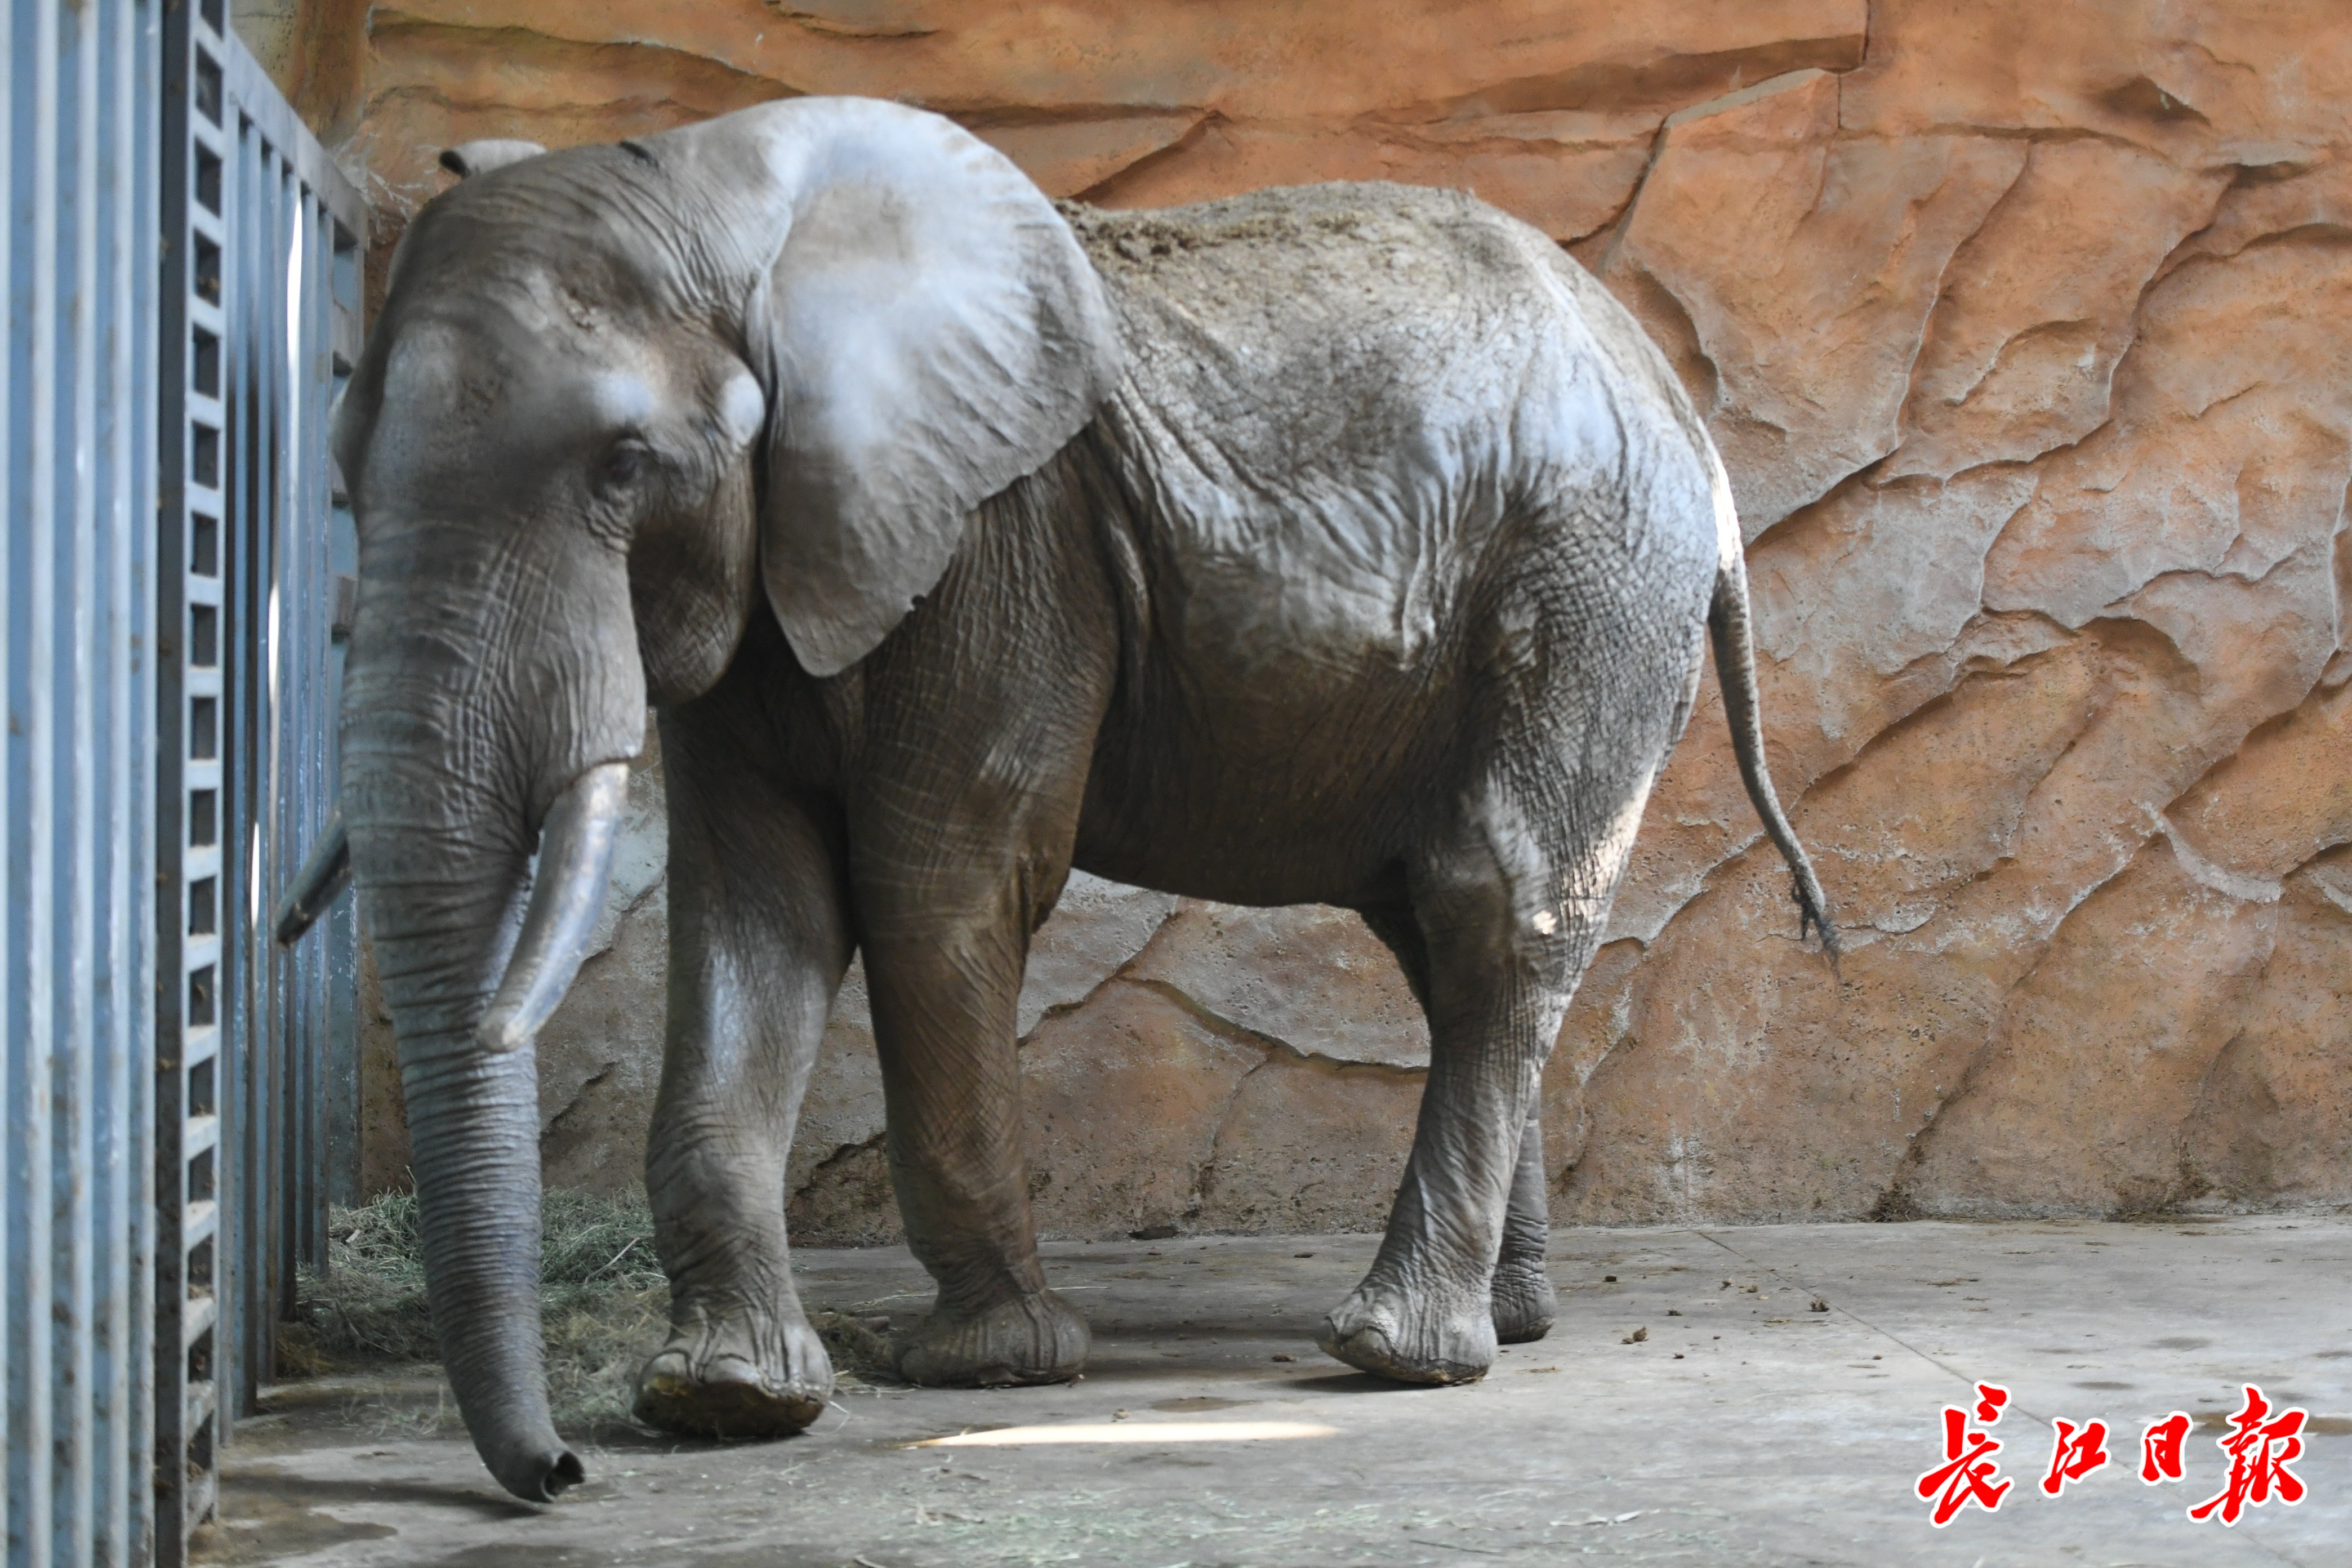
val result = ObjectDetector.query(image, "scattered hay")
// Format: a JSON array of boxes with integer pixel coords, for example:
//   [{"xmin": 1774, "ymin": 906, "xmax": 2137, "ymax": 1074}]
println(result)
[
  {"xmin": 285, "ymin": 1187, "xmax": 898, "ymax": 1438},
  {"xmin": 809, "ymin": 1307, "xmax": 896, "ymax": 1378}
]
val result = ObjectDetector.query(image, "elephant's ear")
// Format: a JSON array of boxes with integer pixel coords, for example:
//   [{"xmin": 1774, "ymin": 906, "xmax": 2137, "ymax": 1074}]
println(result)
[{"xmin": 700, "ymin": 99, "xmax": 1120, "ymax": 677}]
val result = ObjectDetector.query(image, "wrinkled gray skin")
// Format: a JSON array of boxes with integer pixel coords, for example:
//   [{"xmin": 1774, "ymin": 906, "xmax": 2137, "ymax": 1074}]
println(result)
[{"xmin": 300, "ymin": 97, "xmax": 1833, "ymax": 1503}]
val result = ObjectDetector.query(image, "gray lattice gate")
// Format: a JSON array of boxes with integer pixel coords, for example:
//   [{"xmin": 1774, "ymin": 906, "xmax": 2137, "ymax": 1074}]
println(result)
[
  {"xmin": 154, "ymin": 3, "xmax": 363, "ymax": 1561},
  {"xmin": 3, "ymin": 1, "xmax": 162, "ymax": 1562},
  {"xmin": 5, "ymin": 1, "xmax": 362, "ymax": 1562}
]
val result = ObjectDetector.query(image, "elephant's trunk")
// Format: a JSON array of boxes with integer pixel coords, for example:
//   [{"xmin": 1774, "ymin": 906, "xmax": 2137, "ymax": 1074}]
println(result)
[
  {"xmin": 401, "ymin": 1034, "xmax": 582, "ymax": 1501},
  {"xmin": 334, "ymin": 515, "xmax": 644, "ymax": 1502},
  {"xmin": 344, "ymin": 756, "xmax": 625, "ymax": 1501},
  {"xmin": 343, "ymin": 751, "xmax": 583, "ymax": 1498}
]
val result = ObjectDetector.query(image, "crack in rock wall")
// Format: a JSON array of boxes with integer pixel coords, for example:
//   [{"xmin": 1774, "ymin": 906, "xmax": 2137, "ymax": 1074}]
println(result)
[{"xmin": 327, "ymin": 0, "xmax": 2352, "ymax": 1235}]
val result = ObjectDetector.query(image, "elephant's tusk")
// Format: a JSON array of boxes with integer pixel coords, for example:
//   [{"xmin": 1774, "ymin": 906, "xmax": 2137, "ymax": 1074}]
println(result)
[
  {"xmin": 475, "ymin": 761, "xmax": 630, "ymax": 1054},
  {"xmin": 272, "ymin": 809, "xmax": 353, "ymax": 947}
]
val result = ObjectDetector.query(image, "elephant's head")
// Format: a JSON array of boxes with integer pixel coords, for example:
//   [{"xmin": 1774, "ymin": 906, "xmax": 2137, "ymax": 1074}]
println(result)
[{"xmin": 293, "ymin": 99, "xmax": 1118, "ymax": 1500}]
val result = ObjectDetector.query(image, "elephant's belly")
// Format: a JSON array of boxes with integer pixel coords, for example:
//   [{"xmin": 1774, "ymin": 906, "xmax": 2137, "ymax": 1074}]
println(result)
[
  {"xmin": 1072, "ymin": 616, "xmax": 1454, "ymax": 910},
  {"xmin": 1070, "ymin": 790, "xmax": 1416, "ymax": 913}
]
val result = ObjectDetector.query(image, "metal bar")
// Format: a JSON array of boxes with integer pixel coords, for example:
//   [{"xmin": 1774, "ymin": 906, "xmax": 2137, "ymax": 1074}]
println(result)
[
  {"xmin": 233, "ymin": 115, "xmax": 269, "ymax": 1405},
  {"xmin": 54, "ymin": 1, "xmax": 102, "ymax": 1558},
  {"xmin": 124, "ymin": 1, "xmax": 163, "ymax": 1552},
  {"xmin": 320, "ymin": 209, "xmax": 361, "ymax": 1218},
  {"xmin": 96, "ymin": 0, "xmax": 162, "ymax": 1560},
  {"xmin": 154, "ymin": 0, "xmax": 228, "ymax": 1554},
  {"xmin": 285, "ymin": 187, "xmax": 314, "ymax": 1288},
  {"xmin": 1, "ymin": 1, "xmax": 14, "ymax": 1539},
  {"xmin": 1, "ymin": 6, "xmax": 15, "ymax": 1533},
  {"xmin": 309, "ymin": 194, "xmax": 333, "ymax": 1269},
  {"xmin": 8, "ymin": 7, "xmax": 66, "ymax": 1565},
  {"xmin": 251, "ymin": 101, "xmax": 277, "ymax": 1407},
  {"xmin": 220, "ymin": 93, "xmax": 246, "ymax": 1424},
  {"xmin": 220, "ymin": 78, "xmax": 257, "ymax": 1423},
  {"xmin": 297, "ymin": 193, "xmax": 328, "ymax": 1277}
]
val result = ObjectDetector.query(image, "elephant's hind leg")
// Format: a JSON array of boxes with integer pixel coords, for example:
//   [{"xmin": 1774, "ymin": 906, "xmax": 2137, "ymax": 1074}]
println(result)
[
  {"xmin": 633, "ymin": 706, "xmax": 854, "ymax": 1440},
  {"xmin": 1360, "ymin": 907, "xmax": 1556, "ymax": 1344},
  {"xmin": 1322, "ymin": 764, "xmax": 1637, "ymax": 1384},
  {"xmin": 1491, "ymin": 1114, "xmax": 1558, "ymax": 1343}
]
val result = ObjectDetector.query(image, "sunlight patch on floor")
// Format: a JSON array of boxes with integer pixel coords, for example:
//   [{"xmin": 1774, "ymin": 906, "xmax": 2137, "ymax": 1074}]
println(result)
[{"xmin": 912, "ymin": 1420, "xmax": 1338, "ymax": 1447}]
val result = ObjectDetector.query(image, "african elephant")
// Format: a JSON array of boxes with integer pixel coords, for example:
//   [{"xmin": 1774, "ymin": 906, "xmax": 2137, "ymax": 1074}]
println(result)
[{"xmin": 277, "ymin": 96, "xmax": 1833, "ymax": 1503}]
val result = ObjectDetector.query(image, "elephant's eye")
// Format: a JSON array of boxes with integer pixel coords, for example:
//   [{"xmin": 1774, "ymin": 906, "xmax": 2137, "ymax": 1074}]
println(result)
[{"xmin": 599, "ymin": 443, "xmax": 648, "ymax": 491}]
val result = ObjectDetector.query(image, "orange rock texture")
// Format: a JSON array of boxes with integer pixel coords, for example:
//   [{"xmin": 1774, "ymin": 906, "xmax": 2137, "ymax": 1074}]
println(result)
[{"xmin": 311, "ymin": 1, "xmax": 2352, "ymax": 1232}]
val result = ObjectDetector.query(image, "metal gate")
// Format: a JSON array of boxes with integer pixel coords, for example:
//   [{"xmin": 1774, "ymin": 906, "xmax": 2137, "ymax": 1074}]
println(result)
[
  {"xmin": 3, "ymin": 0, "xmax": 162, "ymax": 1561},
  {"xmin": 5, "ymin": 0, "xmax": 362, "ymax": 1562},
  {"xmin": 154, "ymin": 1, "xmax": 363, "ymax": 1561}
]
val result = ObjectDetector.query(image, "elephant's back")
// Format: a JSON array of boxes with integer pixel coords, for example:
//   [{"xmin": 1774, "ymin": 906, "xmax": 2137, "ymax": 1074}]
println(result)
[
  {"xmin": 1065, "ymin": 181, "xmax": 1689, "ymax": 417},
  {"xmin": 1067, "ymin": 183, "xmax": 1575, "ymax": 466},
  {"xmin": 1069, "ymin": 182, "xmax": 1717, "ymax": 674},
  {"xmin": 1066, "ymin": 181, "xmax": 1545, "ymax": 347}
]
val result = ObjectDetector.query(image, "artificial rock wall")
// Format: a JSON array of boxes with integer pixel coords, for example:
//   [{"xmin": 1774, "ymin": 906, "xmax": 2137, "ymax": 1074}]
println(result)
[{"xmin": 314, "ymin": 1, "xmax": 2352, "ymax": 1236}]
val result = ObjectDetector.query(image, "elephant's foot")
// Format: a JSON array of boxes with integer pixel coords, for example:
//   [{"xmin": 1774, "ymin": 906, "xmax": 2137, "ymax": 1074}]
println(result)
[
  {"xmin": 632, "ymin": 1301, "xmax": 832, "ymax": 1439},
  {"xmin": 1318, "ymin": 1278, "xmax": 1496, "ymax": 1385},
  {"xmin": 894, "ymin": 1289, "xmax": 1090, "ymax": 1387},
  {"xmin": 1489, "ymin": 1257, "xmax": 1557, "ymax": 1344}
]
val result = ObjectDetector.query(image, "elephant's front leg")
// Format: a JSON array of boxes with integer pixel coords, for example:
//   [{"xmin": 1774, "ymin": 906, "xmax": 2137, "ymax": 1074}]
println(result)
[
  {"xmin": 862, "ymin": 876, "xmax": 1089, "ymax": 1387},
  {"xmin": 633, "ymin": 713, "xmax": 852, "ymax": 1438}
]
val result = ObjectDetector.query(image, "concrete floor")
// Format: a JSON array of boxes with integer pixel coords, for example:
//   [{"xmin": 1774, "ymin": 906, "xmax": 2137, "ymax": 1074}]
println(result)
[{"xmin": 198, "ymin": 1216, "xmax": 2350, "ymax": 1567}]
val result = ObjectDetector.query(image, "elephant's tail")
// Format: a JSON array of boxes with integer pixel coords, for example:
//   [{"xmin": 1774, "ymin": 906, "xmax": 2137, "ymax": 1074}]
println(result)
[{"xmin": 1707, "ymin": 524, "xmax": 1839, "ymax": 957}]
